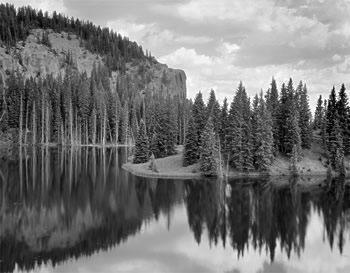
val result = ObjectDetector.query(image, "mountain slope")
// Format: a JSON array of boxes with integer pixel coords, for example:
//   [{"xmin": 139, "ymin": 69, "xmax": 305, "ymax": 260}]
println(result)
[{"xmin": 0, "ymin": 28, "xmax": 186, "ymax": 99}]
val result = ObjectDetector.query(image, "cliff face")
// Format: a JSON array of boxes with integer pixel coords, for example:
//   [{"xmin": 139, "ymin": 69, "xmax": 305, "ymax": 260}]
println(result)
[{"xmin": 0, "ymin": 29, "xmax": 187, "ymax": 99}]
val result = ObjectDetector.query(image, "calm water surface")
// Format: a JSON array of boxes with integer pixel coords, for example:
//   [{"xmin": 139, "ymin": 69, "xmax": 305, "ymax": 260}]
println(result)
[{"xmin": 0, "ymin": 147, "xmax": 350, "ymax": 273}]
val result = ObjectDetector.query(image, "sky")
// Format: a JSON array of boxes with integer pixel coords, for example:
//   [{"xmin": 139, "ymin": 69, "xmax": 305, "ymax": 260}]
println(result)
[{"xmin": 6, "ymin": 0, "xmax": 350, "ymax": 109}]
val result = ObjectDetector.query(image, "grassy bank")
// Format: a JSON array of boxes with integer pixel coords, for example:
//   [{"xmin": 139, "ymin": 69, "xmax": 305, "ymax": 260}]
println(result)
[{"xmin": 123, "ymin": 142, "xmax": 350, "ymax": 179}]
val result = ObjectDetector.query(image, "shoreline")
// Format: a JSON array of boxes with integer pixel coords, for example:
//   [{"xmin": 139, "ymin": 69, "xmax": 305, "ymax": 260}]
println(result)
[
  {"xmin": 122, "ymin": 153, "xmax": 346, "ymax": 180},
  {"xmin": 0, "ymin": 142, "xmax": 134, "ymax": 149}
]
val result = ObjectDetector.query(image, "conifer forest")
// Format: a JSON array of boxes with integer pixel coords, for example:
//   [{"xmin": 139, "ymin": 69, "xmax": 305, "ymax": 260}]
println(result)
[
  {"xmin": 0, "ymin": 2, "xmax": 349, "ymax": 177},
  {"xmin": 0, "ymin": 4, "xmax": 350, "ymax": 175},
  {"xmin": 3, "ymin": 2, "xmax": 350, "ymax": 273}
]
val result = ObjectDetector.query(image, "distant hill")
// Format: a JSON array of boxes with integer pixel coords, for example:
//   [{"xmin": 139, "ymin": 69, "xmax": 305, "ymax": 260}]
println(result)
[
  {"xmin": 0, "ymin": 3, "xmax": 187, "ymax": 99},
  {"xmin": 0, "ymin": 3, "xmax": 187, "ymax": 146}
]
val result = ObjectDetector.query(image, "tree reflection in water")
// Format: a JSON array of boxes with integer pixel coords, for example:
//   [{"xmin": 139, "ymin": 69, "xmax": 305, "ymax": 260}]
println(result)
[{"xmin": 0, "ymin": 147, "xmax": 349, "ymax": 272}]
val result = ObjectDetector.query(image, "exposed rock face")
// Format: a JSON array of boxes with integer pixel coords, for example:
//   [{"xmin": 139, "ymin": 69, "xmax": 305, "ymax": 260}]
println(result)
[{"xmin": 0, "ymin": 29, "xmax": 187, "ymax": 99}]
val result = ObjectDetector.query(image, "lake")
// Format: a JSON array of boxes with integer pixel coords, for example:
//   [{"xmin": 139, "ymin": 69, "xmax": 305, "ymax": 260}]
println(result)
[{"xmin": 0, "ymin": 147, "xmax": 349, "ymax": 273}]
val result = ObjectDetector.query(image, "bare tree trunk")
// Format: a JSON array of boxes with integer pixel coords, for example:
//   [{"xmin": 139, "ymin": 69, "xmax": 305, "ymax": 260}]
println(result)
[
  {"xmin": 85, "ymin": 119, "xmax": 88, "ymax": 145},
  {"xmin": 45, "ymin": 105, "xmax": 50, "ymax": 145},
  {"xmin": 41, "ymin": 94, "xmax": 45, "ymax": 144},
  {"xmin": 32, "ymin": 102, "xmax": 36, "ymax": 145},
  {"xmin": 19, "ymin": 147, "xmax": 23, "ymax": 196},
  {"xmin": 115, "ymin": 104, "xmax": 119, "ymax": 146},
  {"xmin": 32, "ymin": 146, "xmax": 37, "ymax": 188},
  {"xmin": 103, "ymin": 108, "xmax": 106, "ymax": 146},
  {"xmin": 92, "ymin": 110, "xmax": 96, "ymax": 145},
  {"xmin": 70, "ymin": 101, "xmax": 73, "ymax": 146},
  {"xmin": 19, "ymin": 93, "xmax": 23, "ymax": 146},
  {"xmin": 61, "ymin": 123, "xmax": 64, "ymax": 145},
  {"xmin": 75, "ymin": 111, "xmax": 78, "ymax": 145},
  {"xmin": 24, "ymin": 100, "xmax": 29, "ymax": 145}
]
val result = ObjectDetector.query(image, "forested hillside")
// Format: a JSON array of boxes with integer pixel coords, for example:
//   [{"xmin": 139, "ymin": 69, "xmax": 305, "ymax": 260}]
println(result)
[{"xmin": 0, "ymin": 3, "xmax": 188, "ymax": 148}]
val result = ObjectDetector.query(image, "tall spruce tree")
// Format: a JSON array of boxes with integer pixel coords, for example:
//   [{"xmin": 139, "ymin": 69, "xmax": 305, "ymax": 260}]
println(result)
[
  {"xmin": 336, "ymin": 84, "xmax": 350, "ymax": 155},
  {"xmin": 278, "ymin": 78, "xmax": 301, "ymax": 156},
  {"xmin": 183, "ymin": 114, "xmax": 199, "ymax": 166},
  {"xmin": 285, "ymin": 79, "xmax": 301, "ymax": 155},
  {"xmin": 192, "ymin": 91, "xmax": 207, "ymax": 159},
  {"xmin": 199, "ymin": 117, "xmax": 220, "ymax": 176},
  {"xmin": 266, "ymin": 77, "xmax": 279, "ymax": 154},
  {"xmin": 228, "ymin": 82, "xmax": 253, "ymax": 171},
  {"xmin": 313, "ymin": 95, "xmax": 324, "ymax": 130},
  {"xmin": 253, "ymin": 92, "xmax": 274, "ymax": 171},
  {"xmin": 219, "ymin": 97, "xmax": 230, "ymax": 158},
  {"xmin": 298, "ymin": 84, "xmax": 312, "ymax": 149},
  {"xmin": 206, "ymin": 89, "xmax": 221, "ymax": 133},
  {"xmin": 328, "ymin": 119, "xmax": 344, "ymax": 170},
  {"xmin": 133, "ymin": 119, "xmax": 149, "ymax": 164}
]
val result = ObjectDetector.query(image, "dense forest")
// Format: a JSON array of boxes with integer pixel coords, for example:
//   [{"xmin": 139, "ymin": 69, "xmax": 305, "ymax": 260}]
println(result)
[
  {"xmin": 0, "ymin": 3, "xmax": 349, "ymax": 176},
  {"xmin": 177, "ymin": 78, "xmax": 349, "ymax": 176},
  {"xmin": 0, "ymin": 3, "xmax": 187, "ymax": 152},
  {"xmin": 0, "ymin": 3, "xmax": 147, "ymax": 71}
]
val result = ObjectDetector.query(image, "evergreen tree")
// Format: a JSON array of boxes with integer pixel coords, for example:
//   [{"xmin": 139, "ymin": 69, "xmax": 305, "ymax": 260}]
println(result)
[
  {"xmin": 133, "ymin": 119, "xmax": 149, "ymax": 164},
  {"xmin": 265, "ymin": 77, "xmax": 279, "ymax": 154},
  {"xmin": 277, "ymin": 83, "xmax": 288, "ymax": 153},
  {"xmin": 313, "ymin": 95, "xmax": 324, "ymax": 129},
  {"xmin": 253, "ymin": 92, "xmax": 274, "ymax": 171},
  {"xmin": 326, "ymin": 86, "xmax": 337, "ymax": 137},
  {"xmin": 298, "ymin": 84, "xmax": 312, "ymax": 149},
  {"xmin": 278, "ymin": 78, "xmax": 301, "ymax": 155},
  {"xmin": 228, "ymin": 82, "xmax": 253, "ymax": 171},
  {"xmin": 164, "ymin": 97, "xmax": 177, "ymax": 156},
  {"xmin": 192, "ymin": 91, "xmax": 207, "ymax": 159},
  {"xmin": 219, "ymin": 97, "xmax": 230, "ymax": 158},
  {"xmin": 199, "ymin": 117, "xmax": 220, "ymax": 176},
  {"xmin": 206, "ymin": 89, "xmax": 221, "ymax": 133},
  {"xmin": 328, "ymin": 119, "xmax": 344, "ymax": 169},
  {"xmin": 183, "ymin": 115, "xmax": 198, "ymax": 166},
  {"xmin": 336, "ymin": 84, "xmax": 350, "ymax": 155}
]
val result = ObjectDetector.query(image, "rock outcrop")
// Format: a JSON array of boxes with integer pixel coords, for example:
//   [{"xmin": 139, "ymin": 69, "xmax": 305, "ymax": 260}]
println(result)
[{"xmin": 0, "ymin": 29, "xmax": 187, "ymax": 99}]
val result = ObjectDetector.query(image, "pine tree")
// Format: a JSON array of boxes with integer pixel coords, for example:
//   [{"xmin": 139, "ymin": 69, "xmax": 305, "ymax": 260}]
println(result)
[
  {"xmin": 336, "ymin": 84, "xmax": 350, "ymax": 155},
  {"xmin": 192, "ymin": 91, "xmax": 207, "ymax": 159},
  {"xmin": 313, "ymin": 95, "xmax": 324, "ymax": 130},
  {"xmin": 278, "ymin": 78, "xmax": 301, "ymax": 155},
  {"xmin": 277, "ymin": 83, "xmax": 288, "ymax": 153},
  {"xmin": 253, "ymin": 92, "xmax": 274, "ymax": 171},
  {"xmin": 219, "ymin": 97, "xmax": 230, "ymax": 158},
  {"xmin": 326, "ymin": 86, "xmax": 337, "ymax": 137},
  {"xmin": 183, "ymin": 115, "xmax": 199, "ymax": 166},
  {"xmin": 228, "ymin": 82, "xmax": 253, "ymax": 171},
  {"xmin": 133, "ymin": 119, "xmax": 149, "ymax": 164},
  {"xmin": 206, "ymin": 89, "xmax": 221, "ymax": 133},
  {"xmin": 266, "ymin": 77, "xmax": 279, "ymax": 154},
  {"xmin": 328, "ymin": 119, "xmax": 344, "ymax": 169},
  {"xmin": 199, "ymin": 117, "xmax": 220, "ymax": 176},
  {"xmin": 298, "ymin": 84, "xmax": 312, "ymax": 149}
]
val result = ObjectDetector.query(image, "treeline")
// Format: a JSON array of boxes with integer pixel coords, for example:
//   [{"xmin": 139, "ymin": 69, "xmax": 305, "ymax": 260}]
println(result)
[
  {"xmin": 314, "ymin": 84, "xmax": 350, "ymax": 173},
  {"xmin": 182, "ymin": 78, "xmax": 312, "ymax": 175},
  {"xmin": 0, "ymin": 64, "xmax": 186, "ymax": 146},
  {"xmin": 0, "ymin": 3, "xmax": 148, "ymax": 72}
]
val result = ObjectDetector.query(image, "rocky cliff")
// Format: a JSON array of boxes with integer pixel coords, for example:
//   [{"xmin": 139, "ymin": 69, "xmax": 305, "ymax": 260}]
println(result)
[{"xmin": 0, "ymin": 29, "xmax": 187, "ymax": 99}]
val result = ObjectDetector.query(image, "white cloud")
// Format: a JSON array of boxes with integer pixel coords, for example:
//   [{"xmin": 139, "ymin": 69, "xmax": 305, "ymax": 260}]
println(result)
[
  {"xmin": 107, "ymin": 19, "xmax": 213, "ymax": 58},
  {"xmin": 7, "ymin": 0, "xmax": 65, "ymax": 14}
]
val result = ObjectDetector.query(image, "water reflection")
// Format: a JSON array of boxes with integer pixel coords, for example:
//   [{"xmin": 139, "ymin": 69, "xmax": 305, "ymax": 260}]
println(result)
[{"xmin": 0, "ymin": 147, "xmax": 349, "ymax": 272}]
